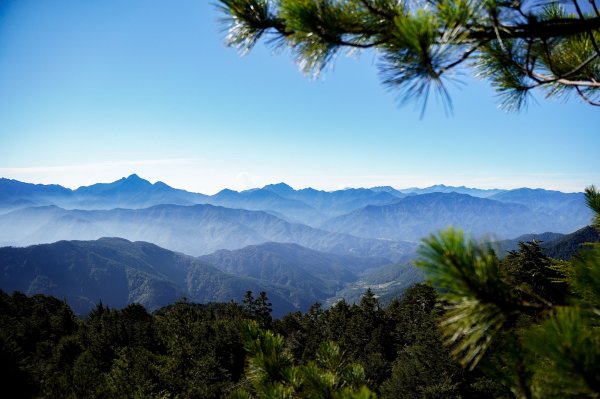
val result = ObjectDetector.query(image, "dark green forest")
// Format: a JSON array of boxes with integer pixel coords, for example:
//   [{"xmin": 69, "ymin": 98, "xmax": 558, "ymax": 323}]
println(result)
[{"xmin": 2, "ymin": 236, "xmax": 589, "ymax": 399}]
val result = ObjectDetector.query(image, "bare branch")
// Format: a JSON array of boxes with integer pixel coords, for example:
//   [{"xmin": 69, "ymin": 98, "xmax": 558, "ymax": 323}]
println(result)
[
  {"xmin": 576, "ymin": 86, "xmax": 600, "ymax": 105},
  {"xmin": 439, "ymin": 42, "xmax": 488, "ymax": 73}
]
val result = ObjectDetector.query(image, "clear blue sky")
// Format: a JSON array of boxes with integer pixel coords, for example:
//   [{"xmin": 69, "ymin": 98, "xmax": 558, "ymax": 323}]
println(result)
[{"xmin": 0, "ymin": 0, "xmax": 598, "ymax": 194}]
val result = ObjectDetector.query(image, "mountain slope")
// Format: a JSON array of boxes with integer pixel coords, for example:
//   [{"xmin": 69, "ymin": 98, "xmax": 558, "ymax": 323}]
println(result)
[
  {"xmin": 199, "ymin": 242, "xmax": 388, "ymax": 302},
  {"xmin": 328, "ymin": 262, "xmax": 423, "ymax": 306},
  {"xmin": 0, "ymin": 178, "xmax": 74, "ymax": 213},
  {"xmin": 398, "ymin": 184, "xmax": 505, "ymax": 198},
  {"xmin": 73, "ymin": 174, "xmax": 209, "ymax": 208},
  {"xmin": 262, "ymin": 184, "xmax": 403, "ymax": 217},
  {"xmin": 490, "ymin": 188, "xmax": 591, "ymax": 230},
  {"xmin": 543, "ymin": 226, "xmax": 600, "ymax": 260},
  {"xmin": 0, "ymin": 238, "xmax": 328, "ymax": 316},
  {"xmin": 321, "ymin": 192, "xmax": 583, "ymax": 241},
  {"xmin": 490, "ymin": 188, "xmax": 584, "ymax": 211},
  {"xmin": 207, "ymin": 188, "xmax": 325, "ymax": 225},
  {"xmin": 0, "ymin": 204, "xmax": 416, "ymax": 260},
  {"xmin": 491, "ymin": 226, "xmax": 599, "ymax": 260},
  {"xmin": 493, "ymin": 231, "xmax": 565, "ymax": 256},
  {"xmin": 0, "ymin": 175, "xmax": 208, "ymax": 212}
]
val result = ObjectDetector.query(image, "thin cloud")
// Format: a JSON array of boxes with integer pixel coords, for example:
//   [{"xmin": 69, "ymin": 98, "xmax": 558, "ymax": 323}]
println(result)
[{"xmin": 0, "ymin": 158, "xmax": 203, "ymax": 175}]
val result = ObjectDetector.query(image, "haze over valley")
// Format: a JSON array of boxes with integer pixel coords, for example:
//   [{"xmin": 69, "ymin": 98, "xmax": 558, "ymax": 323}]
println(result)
[{"xmin": 0, "ymin": 174, "xmax": 594, "ymax": 314}]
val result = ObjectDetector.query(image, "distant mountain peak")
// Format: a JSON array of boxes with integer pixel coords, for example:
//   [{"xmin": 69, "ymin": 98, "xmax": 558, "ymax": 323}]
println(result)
[
  {"xmin": 262, "ymin": 182, "xmax": 295, "ymax": 193},
  {"xmin": 214, "ymin": 188, "xmax": 239, "ymax": 198},
  {"xmin": 125, "ymin": 173, "xmax": 143, "ymax": 181},
  {"xmin": 127, "ymin": 174, "xmax": 153, "ymax": 184},
  {"xmin": 120, "ymin": 174, "xmax": 150, "ymax": 184}
]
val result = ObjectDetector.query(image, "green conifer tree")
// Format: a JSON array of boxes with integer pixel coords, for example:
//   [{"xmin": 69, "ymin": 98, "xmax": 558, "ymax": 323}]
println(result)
[
  {"xmin": 415, "ymin": 186, "xmax": 600, "ymax": 398},
  {"xmin": 217, "ymin": 0, "xmax": 600, "ymax": 111}
]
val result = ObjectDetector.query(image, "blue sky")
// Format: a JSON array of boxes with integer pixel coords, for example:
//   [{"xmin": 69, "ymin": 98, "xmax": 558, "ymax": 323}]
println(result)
[{"xmin": 0, "ymin": 0, "xmax": 598, "ymax": 194}]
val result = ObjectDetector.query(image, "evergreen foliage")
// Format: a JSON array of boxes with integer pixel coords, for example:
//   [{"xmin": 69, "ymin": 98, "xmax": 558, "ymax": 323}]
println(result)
[
  {"xmin": 415, "ymin": 185, "xmax": 600, "ymax": 397},
  {"xmin": 3, "ymin": 204, "xmax": 598, "ymax": 398},
  {"xmin": 0, "ymin": 284, "xmax": 509, "ymax": 397},
  {"xmin": 217, "ymin": 0, "xmax": 600, "ymax": 110}
]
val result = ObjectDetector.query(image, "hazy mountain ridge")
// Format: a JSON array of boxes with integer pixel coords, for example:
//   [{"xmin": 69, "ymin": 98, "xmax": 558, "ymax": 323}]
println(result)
[
  {"xmin": 199, "ymin": 242, "xmax": 390, "ymax": 305},
  {"xmin": 0, "ymin": 175, "xmax": 591, "ymax": 249},
  {"xmin": 492, "ymin": 231, "xmax": 566, "ymax": 256},
  {"xmin": 0, "ymin": 203, "xmax": 416, "ymax": 261},
  {"xmin": 396, "ymin": 184, "xmax": 506, "ymax": 198},
  {"xmin": 494, "ymin": 226, "xmax": 600, "ymax": 259},
  {"xmin": 209, "ymin": 187, "xmax": 326, "ymax": 226},
  {"xmin": 0, "ymin": 238, "xmax": 347, "ymax": 316},
  {"xmin": 0, "ymin": 175, "xmax": 208, "ymax": 213},
  {"xmin": 321, "ymin": 192, "xmax": 592, "ymax": 241},
  {"xmin": 261, "ymin": 183, "xmax": 405, "ymax": 217},
  {"xmin": 0, "ymin": 238, "xmax": 409, "ymax": 316},
  {"xmin": 0, "ymin": 174, "xmax": 595, "ymax": 320}
]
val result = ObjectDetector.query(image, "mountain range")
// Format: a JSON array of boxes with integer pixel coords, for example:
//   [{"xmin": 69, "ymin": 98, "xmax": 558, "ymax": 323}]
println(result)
[
  {"xmin": 321, "ymin": 191, "xmax": 590, "ymax": 241},
  {"xmin": 0, "ymin": 174, "xmax": 595, "ymax": 315},
  {"xmin": 493, "ymin": 225, "xmax": 600, "ymax": 260},
  {"xmin": 199, "ymin": 242, "xmax": 387, "ymax": 301},
  {"xmin": 0, "ymin": 203, "xmax": 416, "ymax": 261},
  {"xmin": 0, "ymin": 175, "xmax": 592, "ymax": 243},
  {"xmin": 0, "ymin": 238, "xmax": 403, "ymax": 315}
]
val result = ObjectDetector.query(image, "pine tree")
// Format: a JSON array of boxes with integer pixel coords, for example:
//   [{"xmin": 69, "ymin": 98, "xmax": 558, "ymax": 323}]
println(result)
[
  {"xmin": 230, "ymin": 320, "xmax": 376, "ymax": 399},
  {"xmin": 254, "ymin": 291, "xmax": 273, "ymax": 329},
  {"xmin": 415, "ymin": 186, "xmax": 600, "ymax": 398},
  {"xmin": 217, "ymin": 0, "xmax": 600, "ymax": 110}
]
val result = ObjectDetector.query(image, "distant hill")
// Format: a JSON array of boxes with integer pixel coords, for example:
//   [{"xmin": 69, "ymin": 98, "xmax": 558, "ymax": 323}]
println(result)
[
  {"xmin": 261, "ymin": 183, "xmax": 404, "ymax": 217},
  {"xmin": 493, "ymin": 231, "xmax": 565, "ymax": 256},
  {"xmin": 73, "ymin": 174, "xmax": 209, "ymax": 208},
  {"xmin": 321, "ymin": 192, "xmax": 570, "ymax": 241},
  {"xmin": 0, "ymin": 204, "xmax": 416, "ymax": 261},
  {"xmin": 0, "ymin": 178, "xmax": 74, "ymax": 213},
  {"xmin": 0, "ymin": 177, "xmax": 403, "ymax": 225},
  {"xmin": 398, "ymin": 184, "xmax": 505, "ymax": 198},
  {"xmin": 328, "ymin": 262, "xmax": 423, "ymax": 306},
  {"xmin": 199, "ymin": 242, "xmax": 388, "ymax": 304},
  {"xmin": 490, "ymin": 188, "xmax": 584, "ymax": 211},
  {"xmin": 367, "ymin": 186, "xmax": 407, "ymax": 197},
  {"xmin": 0, "ymin": 175, "xmax": 207, "ymax": 212},
  {"xmin": 208, "ymin": 188, "xmax": 326, "ymax": 226},
  {"xmin": 489, "ymin": 188, "xmax": 590, "ymax": 230},
  {"xmin": 0, "ymin": 238, "xmax": 310, "ymax": 316},
  {"xmin": 0, "ymin": 176, "xmax": 591, "ymax": 248},
  {"xmin": 543, "ymin": 226, "xmax": 600, "ymax": 260},
  {"xmin": 0, "ymin": 238, "xmax": 415, "ymax": 316},
  {"xmin": 493, "ymin": 226, "xmax": 599, "ymax": 260}
]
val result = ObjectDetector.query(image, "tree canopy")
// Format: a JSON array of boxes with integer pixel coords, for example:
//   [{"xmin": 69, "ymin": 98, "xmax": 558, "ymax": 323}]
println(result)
[
  {"xmin": 415, "ymin": 186, "xmax": 600, "ymax": 397},
  {"xmin": 217, "ymin": 0, "xmax": 600, "ymax": 111}
]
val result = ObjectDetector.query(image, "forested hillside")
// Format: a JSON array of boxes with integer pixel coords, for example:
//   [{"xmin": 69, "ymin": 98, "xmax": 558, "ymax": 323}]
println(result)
[
  {"xmin": 0, "ymin": 236, "xmax": 586, "ymax": 398},
  {"xmin": 0, "ymin": 238, "xmax": 420, "ymax": 316},
  {"xmin": 0, "ymin": 285, "xmax": 506, "ymax": 398}
]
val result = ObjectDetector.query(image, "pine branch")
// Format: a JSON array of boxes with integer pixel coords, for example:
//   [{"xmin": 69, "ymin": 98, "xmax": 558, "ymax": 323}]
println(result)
[{"xmin": 576, "ymin": 86, "xmax": 600, "ymax": 105}]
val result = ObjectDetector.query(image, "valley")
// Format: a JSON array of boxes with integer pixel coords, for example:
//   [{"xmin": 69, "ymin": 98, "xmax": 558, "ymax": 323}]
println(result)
[{"xmin": 0, "ymin": 174, "xmax": 594, "ymax": 315}]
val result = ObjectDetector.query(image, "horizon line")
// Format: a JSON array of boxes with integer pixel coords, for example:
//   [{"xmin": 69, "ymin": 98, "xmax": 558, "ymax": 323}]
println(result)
[{"xmin": 0, "ymin": 173, "xmax": 585, "ymax": 195}]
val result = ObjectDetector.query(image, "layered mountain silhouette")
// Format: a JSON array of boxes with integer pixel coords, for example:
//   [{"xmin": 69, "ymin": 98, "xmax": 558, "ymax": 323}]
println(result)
[
  {"xmin": 0, "ymin": 238, "xmax": 401, "ymax": 316},
  {"xmin": 199, "ymin": 242, "xmax": 388, "ymax": 301},
  {"xmin": 0, "ymin": 174, "xmax": 207, "ymax": 212},
  {"xmin": 396, "ymin": 184, "xmax": 505, "ymax": 198},
  {"xmin": 0, "ymin": 174, "xmax": 595, "ymax": 316},
  {"xmin": 0, "ymin": 237, "xmax": 306, "ymax": 315},
  {"xmin": 261, "ymin": 183, "xmax": 405, "ymax": 218},
  {"xmin": 0, "ymin": 203, "xmax": 416, "ymax": 260},
  {"xmin": 0, "ymin": 175, "xmax": 594, "ymax": 256},
  {"xmin": 494, "ymin": 225, "xmax": 600, "ymax": 260},
  {"xmin": 320, "ymin": 192, "xmax": 592, "ymax": 241}
]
